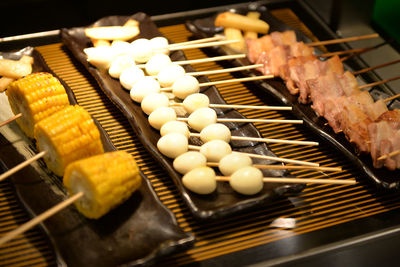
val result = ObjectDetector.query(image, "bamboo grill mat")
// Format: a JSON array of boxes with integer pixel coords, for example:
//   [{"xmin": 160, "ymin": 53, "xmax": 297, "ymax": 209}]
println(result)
[{"xmin": 2, "ymin": 8, "xmax": 400, "ymax": 266}]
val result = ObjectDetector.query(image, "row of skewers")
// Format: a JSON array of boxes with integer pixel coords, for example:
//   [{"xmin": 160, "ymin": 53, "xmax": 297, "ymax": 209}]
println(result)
[
  {"xmin": 244, "ymin": 29, "xmax": 400, "ymax": 170},
  {"xmin": 1, "ymin": 17, "xmax": 394, "ymax": 245}
]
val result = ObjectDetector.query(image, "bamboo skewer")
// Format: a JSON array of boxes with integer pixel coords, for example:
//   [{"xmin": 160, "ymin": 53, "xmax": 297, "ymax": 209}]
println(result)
[
  {"xmin": 187, "ymin": 144, "xmax": 318, "ymax": 167},
  {"xmin": 178, "ymin": 117, "xmax": 303, "ymax": 125},
  {"xmin": 137, "ymin": 54, "xmax": 247, "ymax": 68},
  {"xmin": 0, "ymin": 151, "xmax": 46, "ymax": 182},
  {"xmin": 207, "ymin": 162, "xmax": 341, "ymax": 172},
  {"xmin": 189, "ymin": 132, "xmax": 318, "ymax": 146},
  {"xmin": 352, "ymin": 59, "xmax": 400, "ymax": 75},
  {"xmin": 377, "ymin": 150, "xmax": 400, "ymax": 161},
  {"xmin": 215, "ymin": 176, "xmax": 356, "ymax": 185},
  {"xmin": 161, "ymin": 75, "xmax": 274, "ymax": 93},
  {"xmin": 0, "ymin": 113, "xmax": 21, "ymax": 127},
  {"xmin": 0, "ymin": 192, "xmax": 83, "ymax": 246},
  {"xmin": 186, "ymin": 64, "xmax": 263, "ymax": 76},
  {"xmin": 171, "ymin": 102, "xmax": 292, "ymax": 111},
  {"xmin": 307, "ymin": 33, "xmax": 379, "ymax": 47},
  {"xmin": 358, "ymin": 75, "xmax": 400, "ymax": 90},
  {"xmin": 166, "ymin": 39, "xmax": 241, "ymax": 51},
  {"xmin": 167, "ymin": 35, "xmax": 224, "ymax": 48},
  {"xmin": 383, "ymin": 93, "xmax": 400, "ymax": 103}
]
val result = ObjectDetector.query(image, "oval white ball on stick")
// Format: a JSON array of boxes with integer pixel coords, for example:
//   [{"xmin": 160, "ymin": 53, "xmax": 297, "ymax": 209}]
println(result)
[
  {"xmin": 119, "ymin": 66, "xmax": 145, "ymax": 90},
  {"xmin": 144, "ymin": 53, "xmax": 172, "ymax": 76},
  {"xmin": 170, "ymin": 74, "xmax": 200, "ymax": 99},
  {"xmin": 186, "ymin": 107, "xmax": 217, "ymax": 132},
  {"xmin": 130, "ymin": 76, "xmax": 161, "ymax": 103},
  {"xmin": 108, "ymin": 54, "xmax": 136, "ymax": 78},
  {"xmin": 130, "ymin": 38, "xmax": 153, "ymax": 63},
  {"xmin": 141, "ymin": 92, "xmax": 170, "ymax": 115},
  {"xmin": 84, "ymin": 46, "xmax": 117, "ymax": 69},
  {"xmin": 173, "ymin": 151, "xmax": 207, "ymax": 175},
  {"xmin": 229, "ymin": 166, "xmax": 264, "ymax": 195},
  {"xmin": 148, "ymin": 107, "xmax": 177, "ymax": 130},
  {"xmin": 157, "ymin": 132, "xmax": 188, "ymax": 159},
  {"xmin": 157, "ymin": 64, "xmax": 186, "ymax": 88},
  {"xmin": 182, "ymin": 166, "xmax": 217, "ymax": 195},
  {"xmin": 200, "ymin": 123, "xmax": 231, "ymax": 143},
  {"xmin": 160, "ymin": 120, "xmax": 190, "ymax": 138},
  {"xmin": 199, "ymin": 139, "xmax": 232, "ymax": 162},
  {"xmin": 149, "ymin": 36, "xmax": 169, "ymax": 55},
  {"xmin": 218, "ymin": 153, "xmax": 253, "ymax": 176}
]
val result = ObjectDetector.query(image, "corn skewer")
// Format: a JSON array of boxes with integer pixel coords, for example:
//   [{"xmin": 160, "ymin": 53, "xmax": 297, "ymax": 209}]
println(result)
[{"xmin": 0, "ymin": 150, "xmax": 142, "ymax": 246}]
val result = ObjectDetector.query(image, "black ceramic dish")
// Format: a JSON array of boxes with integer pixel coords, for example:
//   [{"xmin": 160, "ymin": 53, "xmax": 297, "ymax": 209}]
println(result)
[
  {"xmin": 60, "ymin": 12, "xmax": 306, "ymax": 220},
  {"xmin": 0, "ymin": 47, "xmax": 194, "ymax": 266},
  {"xmin": 184, "ymin": 4, "xmax": 400, "ymax": 190}
]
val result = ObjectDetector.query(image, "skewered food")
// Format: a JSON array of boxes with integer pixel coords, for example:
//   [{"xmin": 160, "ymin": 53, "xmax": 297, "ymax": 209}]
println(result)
[
  {"xmin": 199, "ymin": 139, "xmax": 232, "ymax": 162},
  {"xmin": 182, "ymin": 166, "xmax": 217, "ymax": 194},
  {"xmin": 160, "ymin": 120, "xmax": 190, "ymax": 138},
  {"xmin": 173, "ymin": 151, "xmax": 207, "ymax": 175},
  {"xmin": 63, "ymin": 150, "xmax": 142, "ymax": 219},
  {"xmin": 218, "ymin": 153, "xmax": 253, "ymax": 176},
  {"xmin": 34, "ymin": 105, "xmax": 104, "ymax": 176},
  {"xmin": 214, "ymin": 11, "xmax": 270, "ymax": 34},
  {"xmin": 6, "ymin": 72, "xmax": 70, "ymax": 138},
  {"xmin": 157, "ymin": 132, "xmax": 188, "ymax": 158},
  {"xmin": 148, "ymin": 106, "xmax": 177, "ymax": 130},
  {"xmin": 119, "ymin": 66, "xmax": 145, "ymax": 90},
  {"xmin": 129, "ymin": 76, "xmax": 161, "ymax": 102},
  {"xmin": 141, "ymin": 92, "xmax": 169, "ymax": 115},
  {"xmin": 199, "ymin": 123, "xmax": 231, "ymax": 143},
  {"xmin": 229, "ymin": 166, "xmax": 264, "ymax": 195}
]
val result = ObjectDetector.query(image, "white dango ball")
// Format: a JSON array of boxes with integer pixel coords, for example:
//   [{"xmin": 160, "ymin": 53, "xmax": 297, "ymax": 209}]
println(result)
[
  {"xmin": 148, "ymin": 107, "xmax": 177, "ymax": 130},
  {"xmin": 145, "ymin": 54, "xmax": 172, "ymax": 76},
  {"xmin": 130, "ymin": 76, "xmax": 161, "ymax": 103},
  {"xmin": 200, "ymin": 139, "xmax": 232, "ymax": 162},
  {"xmin": 119, "ymin": 66, "xmax": 145, "ymax": 90},
  {"xmin": 108, "ymin": 54, "xmax": 136, "ymax": 78},
  {"xmin": 141, "ymin": 93, "xmax": 169, "ymax": 115},
  {"xmin": 219, "ymin": 153, "xmax": 253, "ymax": 176},
  {"xmin": 110, "ymin": 40, "xmax": 133, "ymax": 55},
  {"xmin": 160, "ymin": 120, "xmax": 190, "ymax": 138},
  {"xmin": 182, "ymin": 93, "xmax": 210, "ymax": 113},
  {"xmin": 157, "ymin": 64, "xmax": 186, "ymax": 88},
  {"xmin": 229, "ymin": 166, "xmax": 263, "ymax": 195},
  {"xmin": 182, "ymin": 167, "xmax": 217, "ymax": 194},
  {"xmin": 187, "ymin": 107, "xmax": 217, "ymax": 132},
  {"xmin": 173, "ymin": 151, "xmax": 207, "ymax": 175},
  {"xmin": 200, "ymin": 123, "xmax": 231, "ymax": 143},
  {"xmin": 130, "ymin": 38, "xmax": 153, "ymax": 63},
  {"xmin": 171, "ymin": 75, "xmax": 200, "ymax": 99},
  {"xmin": 149, "ymin": 36, "xmax": 169, "ymax": 55},
  {"xmin": 157, "ymin": 132, "xmax": 188, "ymax": 159},
  {"xmin": 84, "ymin": 46, "xmax": 117, "ymax": 70}
]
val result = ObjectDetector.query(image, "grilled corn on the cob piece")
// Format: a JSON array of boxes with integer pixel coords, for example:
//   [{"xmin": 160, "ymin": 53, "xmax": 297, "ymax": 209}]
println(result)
[
  {"xmin": 63, "ymin": 150, "xmax": 142, "ymax": 219},
  {"xmin": 6, "ymin": 72, "xmax": 69, "ymax": 138},
  {"xmin": 34, "ymin": 105, "xmax": 104, "ymax": 176}
]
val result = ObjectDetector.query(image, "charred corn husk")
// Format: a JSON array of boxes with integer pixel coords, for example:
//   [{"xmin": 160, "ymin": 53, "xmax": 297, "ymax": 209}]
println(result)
[
  {"xmin": 34, "ymin": 105, "xmax": 104, "ymax": 176},
  {"xmin": 63, "ymin": 150, "xmax": 141, "ymax": 219},
  {"xmin": 5, "ymin": 72, "xmax": 69, "ymax": 138}
]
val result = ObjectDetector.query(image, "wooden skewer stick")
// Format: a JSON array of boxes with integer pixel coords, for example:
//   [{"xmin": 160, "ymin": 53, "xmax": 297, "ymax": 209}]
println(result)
[
  {"xmin": 189, "ymin": 132, "xmax": 318, "ymax": 146},
  {"xmin": 137, "ymin": 54, "xmax": 247, "ymax": 68},
  {"xmin": 167, "ymin": 39, "xmax": 241, "ymax": 51},
  {"xmin": 352, "ymin": 59, "xmax": 400, "ymax": 75},
  {"xmin": 215, "ymin": 176, "xmax": 356, "ymax": 185},
  {"xmin": 167, "ymin": 35, "xmax": 224, "ymax": 48},
  {"xmin": 171, "ymin": 102, "xmax": 292, "ymax": 111},
  {"xmin": 187, "ymin": 64, "xmax": 264, "ymax": 76},
  {"xmin": 377, "ymin": 150, "xmax": 400, "ymax": 161},
  {"xmin": 383, "ymin": 93, "xmax": 400, "ymax": 103},
  {"xmin": 0, "ymin": 151, "xmax": 46, "ymax": 182},
  {"xmin": 188, "ymin": 145, "xmax": 319, "ymax": 167},
  {"xmin": 307, "ymin": 33, "xmax": 379, "ymax": 47},
  {"xmin": 0, "ymin": 113, "xmax": 22, "ymax": 127},
  {"xmin": 0, "ymin": 192, "xmax": 83, "ymax": 246},
  {"xmin": 207, "ymin": 162, "xmax": 341, "ymax": 172},
  {"xmin": 340, "ymin": 41, "xmax": 389, "ymax": 62},
  {"xmin": 358, "ymin": 75, "xmax": 400, "ymax": 90},
  {"xmin": 178, "ymin": 117, "xmax": 303, "ymax": 125},
  {"xmin": 320, "ymin": 47, "xmax": 370, "ymax": 58},
  {"xmin": 161, "ymin": 75, "xmax": 274, "ymax": 92}
]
